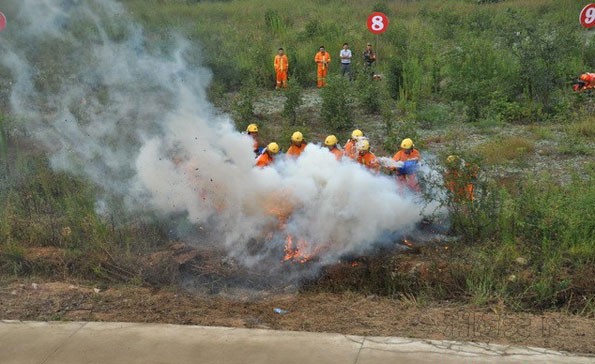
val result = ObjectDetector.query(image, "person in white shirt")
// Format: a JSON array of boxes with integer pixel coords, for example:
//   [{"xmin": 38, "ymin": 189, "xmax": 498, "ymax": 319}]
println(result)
[{"xmin": 339, "ymin": 42, "xmax": 352, "ymax": 81}]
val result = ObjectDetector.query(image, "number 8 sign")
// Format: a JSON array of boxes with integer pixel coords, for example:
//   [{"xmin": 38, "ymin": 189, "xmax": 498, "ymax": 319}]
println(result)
[
  {"xmin": 580, "ymin": 4, "xmax": 595, "ymax": 28},
  {"xmin": 367, "ymin": 12, "xmax": 389, "ymax": 34}
]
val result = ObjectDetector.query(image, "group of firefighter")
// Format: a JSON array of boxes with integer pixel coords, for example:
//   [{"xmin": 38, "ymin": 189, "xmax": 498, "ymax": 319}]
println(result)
[
  {"xmin": 273, "ymin": 43, "xmax": 376, "ymax": 89},
  {"xmin": 246, "ymin": 124, "xmax": 477, "ymax": 201}
]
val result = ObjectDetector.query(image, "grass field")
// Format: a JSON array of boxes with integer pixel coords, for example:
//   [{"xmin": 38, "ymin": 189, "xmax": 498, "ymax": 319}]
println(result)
[{"xmin": 1, "ymin": 0, "xmax": 594, "ymax": 317}]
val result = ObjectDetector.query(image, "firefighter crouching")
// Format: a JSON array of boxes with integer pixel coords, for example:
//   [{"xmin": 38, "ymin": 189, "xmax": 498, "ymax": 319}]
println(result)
[
  {"xmin": 392, "ymin": 138, "xmax": 421, "ymax": 192},
  {"xmin": 255, "ymin": 142, "xmax": 280, "ymax": 168}
]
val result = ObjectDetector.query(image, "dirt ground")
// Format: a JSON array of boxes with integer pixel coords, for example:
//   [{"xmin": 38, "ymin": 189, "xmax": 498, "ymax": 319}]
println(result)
[{"xmin": 1, "ymin": 278, "xmax": 594, "ymax": 355}]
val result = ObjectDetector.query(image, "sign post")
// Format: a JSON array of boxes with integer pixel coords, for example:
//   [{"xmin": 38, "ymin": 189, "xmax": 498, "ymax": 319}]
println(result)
[
  {"xmin": 367, "ymin": 12, "xmax": 389, "ymax": 68},
  {"xmin": 580, "ymin": 4, "xmax": 595, "ymax": 28}
]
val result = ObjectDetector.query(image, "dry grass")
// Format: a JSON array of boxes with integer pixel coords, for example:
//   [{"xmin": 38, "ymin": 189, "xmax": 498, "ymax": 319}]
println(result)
[{"xmin": 473, "ymin": 136, "xmax": 535, "ymax": 165}]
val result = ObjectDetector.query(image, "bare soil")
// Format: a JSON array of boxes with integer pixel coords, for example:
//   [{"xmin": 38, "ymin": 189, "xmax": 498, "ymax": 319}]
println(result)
[
  {"xmin": 2, "ymin": 278, "xmax": 594, "ymax": 354},
  {"xmin": 1, "ymin": 242, "xmax": 594, "ymax": 354}
]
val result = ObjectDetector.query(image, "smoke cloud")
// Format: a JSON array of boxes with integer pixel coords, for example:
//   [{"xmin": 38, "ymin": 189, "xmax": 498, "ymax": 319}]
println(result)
[{"xmin": 1, "ymin": 0, "xmax": 442, "ymax": 275}]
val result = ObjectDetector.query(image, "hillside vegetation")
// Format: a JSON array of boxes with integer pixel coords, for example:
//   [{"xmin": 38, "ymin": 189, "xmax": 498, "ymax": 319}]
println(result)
[{"xmin": 1, "ymin": 0, "xmax": 594, "ymax": 316}]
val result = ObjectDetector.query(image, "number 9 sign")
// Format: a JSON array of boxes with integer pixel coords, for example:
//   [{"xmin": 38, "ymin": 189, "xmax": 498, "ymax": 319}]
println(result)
[
  {"xmin": 580, "ymin": 4, "xmax": 595, "ymax": 28},
  {"xmin": 367, "ymin": 12, "xmax": 389, "ymax": 34}
]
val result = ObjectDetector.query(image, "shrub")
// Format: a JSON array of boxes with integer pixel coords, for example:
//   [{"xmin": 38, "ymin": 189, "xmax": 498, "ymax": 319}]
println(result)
[
  {"xmin": 320, "ymin": 75, "xmax": 353, "ymax": 131},
  {"xmin": 282, "ymin": 78, "xmax": 304, "ymax": 125}
]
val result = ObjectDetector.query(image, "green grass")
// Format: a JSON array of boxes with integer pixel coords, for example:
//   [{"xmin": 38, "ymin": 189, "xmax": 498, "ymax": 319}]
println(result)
[
  {"xmin": 1, "ymin": 0, "xmax": 594, "ymax": 314},
  {"xmin": 473, "ymin": 136, "xmax": 535, "ymax": 165}
]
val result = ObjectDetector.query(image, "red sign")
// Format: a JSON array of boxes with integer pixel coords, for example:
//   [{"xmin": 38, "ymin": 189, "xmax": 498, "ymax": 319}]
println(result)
[
  {"xmin": 0, "ymin": 12, "xmax": 6, "ymax": 32},
  {"xmin": 367, "ymin": 12, "xmax": 389, "ymax": 34},
  {"xmin": 580, "ymin": 3, "xmax": 595, "ymax": 28}
]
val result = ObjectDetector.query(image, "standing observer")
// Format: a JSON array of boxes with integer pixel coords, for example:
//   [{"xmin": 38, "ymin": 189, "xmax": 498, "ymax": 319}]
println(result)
[
  {"xmin": 339, "ymin": 42, "xmax": 352, "ymax": 81},
  {"xmin": 274, "ymin": 48, "xmax": 288, "ymax": 89},
  {"xmin": 314, "ymin": 46, "xmax": 331, "ymax": 88}
]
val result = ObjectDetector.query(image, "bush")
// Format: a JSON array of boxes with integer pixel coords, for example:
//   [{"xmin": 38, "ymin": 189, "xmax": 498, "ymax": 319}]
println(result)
[
  {"xmin": 320, "ymin": 75, "xmax": 353, "ymax": 131},
  {"xmin": 282, "ymin": 78, "xmax": 304, "ymax": 125}
]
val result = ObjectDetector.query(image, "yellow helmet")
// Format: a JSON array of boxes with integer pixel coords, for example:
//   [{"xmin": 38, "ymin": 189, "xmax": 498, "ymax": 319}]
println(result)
[
  {"xmin": 446, "ymin": 155, "xmax": 459, "ymax": 164},
  {"xmin": 351, "ymin": 129, "xmax": 364, "ymax": 139},
  {"xmin": 324, "ymin": 135, "xmax": 338, "ymax": 146},
  {"xmin": 400, "ymin": 138, "xmax": 414, "ymax": 149},
  {"xmin": 267, "ymin": 142, "xmax": 280, "ymax": 154},
  {"xmin": 246, "ymin": 123, "xmax": 258, "ymax": 133},
  {"xmin": 291, "ymin": 131, "xmax": 304, "ymax": 143},
  {"xmin": 358, "ymin": 139, "xmax": 370, "ymax": 152}
]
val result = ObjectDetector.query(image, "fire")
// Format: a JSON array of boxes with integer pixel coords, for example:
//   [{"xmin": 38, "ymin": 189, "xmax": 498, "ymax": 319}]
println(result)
[
  {"xmin": 261, "ymin": 191, "xmax": 321, "ymax": 264},
  {"xmin": 402, "ymin": 239, "xmax": 415, "ymax": 248},
  {"xmin": 283, "ymin": 235, "xmax": 318, "ymax": 263}
]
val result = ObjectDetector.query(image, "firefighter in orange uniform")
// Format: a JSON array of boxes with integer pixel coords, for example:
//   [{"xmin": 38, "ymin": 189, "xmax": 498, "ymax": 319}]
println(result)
[
  {"xmin": 324, "ymin": 135, "xmax": 343, "ymax": 160},
  {"xmin": 314, "ymin": 46, "xmax": 331, "ymax": 88},
  {"xmin": 573, "ymin": 72, "xmax": 595, "ymax": 92},
  {"xmin": 274, "ymin": 48, "xmax": 289, "ymax": 89},
  {"xmin": 286, "ymin": 131, "xmax": 307, "ymax": 158},
  {"xmin": 344, "ymin": 129, "xmax": 363, "ymax": 160},
  {"xmin": 246, "ymin": 123, "xmax": 263, "ymax": 157},
  {"xmin": 392, "ymin": 138, "xmax": 421, "ymax": 192},
  {"xmin": 444, "ymin": 155, "xmax": 478, "ymax": 202},
  {"xmin": 356, "ymin": 139, "xmax": 379, "ymax": 172},
  {"xmin": 255, "ymin": 142, "xmax": 280, "ymax": 168}
]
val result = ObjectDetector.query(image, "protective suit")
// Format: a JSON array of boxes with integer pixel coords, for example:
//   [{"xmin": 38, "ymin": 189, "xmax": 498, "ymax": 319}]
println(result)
[
  {"xmin": 314, "ymin": 48, "xmax": 331, "ymax": 88},
  {"xmin": 274, "ymin": 49, "xmax": 289, "ymax": 89}
]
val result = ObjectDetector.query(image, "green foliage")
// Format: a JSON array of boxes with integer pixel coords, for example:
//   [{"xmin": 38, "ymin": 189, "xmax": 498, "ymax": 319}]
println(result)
[
  {"xmin": 282, "ymin": 78, "xmax": 304, "ymax": 125},
  {"xmin": 386, "ymin": 58, "xmax": 404, "ymax": 100},
  {"xmin": 473, "ymin": 136, "xmax": 535, "ymax": 165},
  {"xmin": 232, "ymin": 79, "xmax": 258, "ymax": 124},
  {"xmin": 354, "ymin": 73, "xmax": 387, "ymax": 115},
  {"xmin": 436, "ymin": 168, "xmax": 595, "ymax": 310},
  {"xmin": 319, "ymin": 76, "xmax": 353, "ymax": 131},
  {"xmin": 264, "ymin": 9, "xmax": 286, "ymax": 35}
]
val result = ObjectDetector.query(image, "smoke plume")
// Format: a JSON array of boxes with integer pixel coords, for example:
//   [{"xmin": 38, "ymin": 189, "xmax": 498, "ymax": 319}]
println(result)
[{"xmin": 1, "ymin": 0, "xmax": 441, "ymax": 275}]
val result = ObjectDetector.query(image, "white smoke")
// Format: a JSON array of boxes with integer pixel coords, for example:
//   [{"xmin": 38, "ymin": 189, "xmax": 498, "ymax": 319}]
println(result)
[{"xmin": 1, "ymin": 0, "xmax": 442, "ymax": 274}]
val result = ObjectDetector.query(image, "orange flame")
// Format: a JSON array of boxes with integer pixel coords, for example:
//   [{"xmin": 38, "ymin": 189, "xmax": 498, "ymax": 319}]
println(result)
[{"xmin": 283, "ymin": 235, "xmax": 318, "ymax": 263}]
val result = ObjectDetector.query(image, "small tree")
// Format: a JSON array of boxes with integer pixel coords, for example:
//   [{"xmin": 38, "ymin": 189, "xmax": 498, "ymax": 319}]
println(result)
[
  {"xmin": 282, "ymin": 78, "xmax": 303, "ymax": 125},
  {"xmin": 320, "ymin": 76, "xmax": 353, "ymax": 132}
]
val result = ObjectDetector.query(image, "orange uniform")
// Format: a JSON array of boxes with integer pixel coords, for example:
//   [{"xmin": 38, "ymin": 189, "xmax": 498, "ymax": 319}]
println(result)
[
  {"xmin": 392, "ymin": 149, "xmax": 421, "ymax": 192},
  {"xmin": 274, "ymin": 54, "xmax": 288, "ymax": 89},
  {"xmin": 445, "ymin": 162, "xmax": 478, "ymax": 201},
  {"xmin": 575, "ymin": 72, "xmax": 595, "ymax": 92},
  {"xmin": 314, "ymin": 50, "xmax": 331, "ymax": 88},
  {"xmin": 329, "ymin": 147, "xmax": 343, "ymax": 160},
  {"xmin": 255, "ymin": 152, "xmax": 274, "ymax": 167},
  {"xmin": 286, "ymin": 143, "xmax": 307, "ymax": 158},
  {"xmin": 343, "ymin": 140, "xmax": 357, "ymax": 159},
  {"xmin": 357, "ymin": 151, "xmax": 379, "ymax": 172}
]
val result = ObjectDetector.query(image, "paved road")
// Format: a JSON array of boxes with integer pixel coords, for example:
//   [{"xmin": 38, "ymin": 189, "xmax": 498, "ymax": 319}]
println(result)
[{"xmin": 1, "ymin": 320, "xmax": 593, "ymax": 364}]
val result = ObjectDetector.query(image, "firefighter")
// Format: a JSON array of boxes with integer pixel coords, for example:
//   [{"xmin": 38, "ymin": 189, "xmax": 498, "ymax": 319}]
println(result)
[
  {"xmin": 314, "ymin": 46, "xmax": 331, "ymax": 88},
  {"xmin": 573, "ymin": 72, "xmax": 595, "ymax": 92},
  {"xmin": 356, "ymin": 139, "xmax": 379, "ymax": 172},
  {"xmin": 286, "ymin": 131, "xmax": 307, "ymax": 157},
  {"xmin": 344, "ymin": 129, "xmax": 363, "ymax": 160},
  {"xmin": 324, "ymin": 135, "xmax": 343, "ymax": 160},
  {"xmin": 274, "ymin": 48, "xmax": 289, "ymax": 89},
  {"xmin": 246, "ymin": 123, "xmax": 263, "ymax": 157},
  {"xmin": 255, "ymin": 142, "xmax": 279, "ymax": 168},
  {"xmin": 444, "ymin": 155, "xmax": 478, "ymax": 202},
  {"xmin": 392, "ymin": 138, "xmax": 421, "ymax": 192}
]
